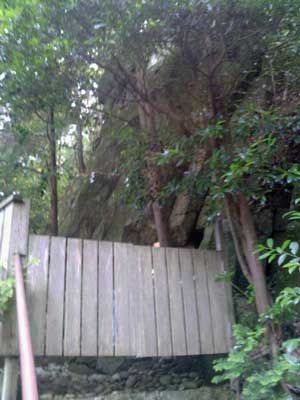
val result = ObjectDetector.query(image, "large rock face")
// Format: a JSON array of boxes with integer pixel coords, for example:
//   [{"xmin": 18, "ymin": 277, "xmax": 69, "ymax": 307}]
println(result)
[{"xmin": 59, "ymin": 132, "xmax": 206, "ymax": 246}]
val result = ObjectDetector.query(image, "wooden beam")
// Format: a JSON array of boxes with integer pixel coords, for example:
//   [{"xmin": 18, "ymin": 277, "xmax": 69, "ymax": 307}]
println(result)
[
  {"xmin": 0, "ymin": 196, "xmax": 30, "ymax": 399},
  {"xmin": 0, "ymin": 194, "xmax": 23, "ymax": 212}
]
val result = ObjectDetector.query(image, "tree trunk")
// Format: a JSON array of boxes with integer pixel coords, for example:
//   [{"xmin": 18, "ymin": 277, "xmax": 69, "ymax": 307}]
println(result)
[
  {"xmin": 152, "ymin": 202, "xmax": 171, "ymax": 247},
  {"xmin": 136, "ymin": 67, "xmax": 172, "ymax": 246},
  {"xmin": 225, "ymin": 192, "xmax": 281, "ymax": 357},
  {"xmin": 76, "ymin": 124, "xmax": 86, "ymax": 174},
  {"xmin": 48, "ymin": 107, "xmax": 58, "ymax": 236},
  {"xmin": 238, "ymin": 192, "xmax": 270, "ymax": 314}
]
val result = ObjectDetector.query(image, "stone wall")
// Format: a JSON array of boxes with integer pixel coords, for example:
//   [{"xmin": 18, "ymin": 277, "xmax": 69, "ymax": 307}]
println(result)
[
  {"xmin": 13, "ymin": 356, "xmax": 231, "ymax": 399},
  {"xmin": 41, "ymin": 387, "xmax": 231, "ymax": 400}
]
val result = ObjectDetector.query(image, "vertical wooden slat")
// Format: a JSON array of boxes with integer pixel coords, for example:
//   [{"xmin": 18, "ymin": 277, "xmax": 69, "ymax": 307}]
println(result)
[
  {"xmin": 136, "ymin": 246, "xmax": 157, "ymax": 357},
  {"xmin": 152, "ymin": 247, "xmax": 172, "ymax": 356},
  {"xmin": 9, "ymin": 201, "xmax": 30, "ymax": 259},
  {"xmin": 166, "ymin": 247, "xmax": 187, "ymax": 356},
  {"xmin": 98, "ymin": 241, "xmax": 114, "ymax": 356},
  {"xmin": 192, "ymin": 250, "xmax": 214, "ymax": 354},
  {"xmin": 64, "ymin": 238, "xmax": 82, "ymax": 356},
  {"xmin": 114, "ymin": 242, "xmax": 133, "ymax": 356},
  {"xmin": 218, "ymin": 251, "xmax": 234, "ymax": 350},
  {"xmin": 0, "ymin": 204, "xmax": 14, "ymax": 270},
  {"xmin": 46, "ymin": 237, "xmax": 66, "ymax": 356},
  {"xmin": 215, "ymin": 217, "xmax": 234, "ymax": 349},
  {"xmin": 81, "ymin": 239, "xmax": 98, "ymax": 356},
  {"xmin": 205, "ymin": 250, "xmax": 228, "ymax": 353},
  {"xmin": 179, "ymin": 248, "xmax": 200, "ymax": 355},
  {"xmin": 127, "ymin": 244, "xmax": 141, "ymax": 356},
  {"xmin": 26, "ymin": 235, "xmax": 49, "ymax": 355}
]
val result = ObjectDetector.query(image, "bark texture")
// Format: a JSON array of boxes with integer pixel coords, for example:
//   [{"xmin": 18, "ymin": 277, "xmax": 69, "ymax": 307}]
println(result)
[
  {"xmin": 48, "ymin": 107, "xmax": 59, "ymax": 236},
  {"xmin": 136, "ymin": 67, "xmax": 172, "ymax": 247}
]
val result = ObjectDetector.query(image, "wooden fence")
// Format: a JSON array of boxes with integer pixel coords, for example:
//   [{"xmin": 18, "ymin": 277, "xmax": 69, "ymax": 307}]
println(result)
[{"xmin": 0, "ymin": 196, "xmax": 233, "ymax": 359}]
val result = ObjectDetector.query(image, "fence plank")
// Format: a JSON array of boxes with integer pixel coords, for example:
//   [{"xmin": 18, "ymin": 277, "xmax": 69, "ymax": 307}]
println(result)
[
  {"xmin": 179, "ymin": 248, "xmax": 200, "ymax": 355},
  {"xmin": 166, "ymin": 247, "xmax": 187, "ymax": 356},
  {"xmin": 81, "ymin": 239, "xmax": 98, "ymax": 356},
  {"xmin": 205, "ymin": 250, "xmax": 228, "ymax": 353},
  {"xmin": 64, "ymin": 238, "xmax": 82, "ymax": 356},
  {"xmin": 192, "ymin": 250, "xmax": 214, "ymax": 354},
  {"xmin": 98, "ymin": 241, "xmax": 114, "ymax": 356},
  {"xmin": 152, "ymin": 247, "xmax": 172, "ymax": 356},
  {"xmin": 136, "ymin": 246, "xmax": 157, "ymax": 357},
  {"xmin": 114, "ymin": 242, "xmax": 133, "ymax": 356},
  {"xmin": 217, "ymin": 251, "xmax": 234, "ymax": 351},
  {"xmin": 128, "ymin": 244, "xmax": 139, "ymax": 356},
  {"xmin": 46, "ymin": 237, "xmax": 66, "ymax": 356},
  {"xmin": 27, "ymin": 235, "xmax": 49, "ymax": 355}
]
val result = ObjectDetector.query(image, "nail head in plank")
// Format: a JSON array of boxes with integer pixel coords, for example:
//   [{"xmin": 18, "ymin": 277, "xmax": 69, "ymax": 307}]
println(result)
[
  {"xmin": 46, "ymin": 236, "xmax": 66, "ymax": 356},
  {"xmin": 98, "ymin": 241, "xmax": 114, "ymax": 356},
  {"xmin": 27, "ymin": 235, "xmax": 50, "ymax": 356},
  {"xmin": 64, "ymin": 238, "xmax": 82, "ymax": 356}
]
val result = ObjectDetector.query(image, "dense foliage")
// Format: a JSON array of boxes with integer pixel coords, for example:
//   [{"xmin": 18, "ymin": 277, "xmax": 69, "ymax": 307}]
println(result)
[{"xmin": 213, "ymin": 209, "xmax": 300, "ymax": 399}]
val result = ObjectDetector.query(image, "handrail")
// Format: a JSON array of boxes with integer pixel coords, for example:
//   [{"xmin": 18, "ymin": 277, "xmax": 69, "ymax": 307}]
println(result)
[{"xmin": 14, "ymin": 253, "xmax": 39, "ymax": 400}]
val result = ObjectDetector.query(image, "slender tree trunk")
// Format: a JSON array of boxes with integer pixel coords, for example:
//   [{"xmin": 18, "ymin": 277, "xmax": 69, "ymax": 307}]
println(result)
[
  {"xmin": 225, "ymin": 192, "xmax": 281, "ymax": 357},
  {"xmin": 76, "ymin": 124, "xmax": 86, "ymax": 174},
  {"xmin": 136, "ymin": 67, "xmax": 172, "ymax": 246},
  {"xmin": 152, "ymin": 202, "xmax": 171, "ymax": 247},
  {"xmin": 238, "ymin": 193, "xmax": 270, "ymax": 314},
  {"xmin": 48, "ymin": 107, "xmax": 58, "ymax": 236}
]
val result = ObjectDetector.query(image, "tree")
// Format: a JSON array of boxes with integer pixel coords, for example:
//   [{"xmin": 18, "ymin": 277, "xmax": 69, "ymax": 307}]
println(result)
[
  {"xmin": 0, "ymin": 0, "xmax": 77, "ymax": 234},
  {"xmin": 65, "ymin": 0, "xmax": 206, "ymax": 246}
]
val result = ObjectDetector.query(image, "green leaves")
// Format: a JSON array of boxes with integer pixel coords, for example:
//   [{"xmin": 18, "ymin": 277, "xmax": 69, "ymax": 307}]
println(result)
[
  {"xmin": 257, "ymin": 233, "xmax": 300, "ymax": 273},
  {"xmin": 289, "ymin": 242, "xmax": 299, "ymax": 255},
  {"xmin": 216, "ymin": 195, "xmax": 300, "ymax": 399},
  {"xmin": 0, "ymin": 272, "xmax": 15, "ymax": 320}
]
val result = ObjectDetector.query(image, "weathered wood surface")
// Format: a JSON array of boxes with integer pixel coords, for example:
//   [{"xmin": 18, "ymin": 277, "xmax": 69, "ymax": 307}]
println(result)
[
  {"xmin": 0, "ymin": 235, "xmax": 233, "ymax": 357},
  {"xmin": 98, "ymin": 241, "xmax": 114, "ymax": 356},
  {"xmin": 45, "ymin": 237, "xmax": 66, "ymax": 356},
  {"xmin": 0, "ymin": 198, "xmax": 30, "ymax": 357},
  {"xmin": 82, "ymin": 240, "xmax": 98, "ymax": 356}
]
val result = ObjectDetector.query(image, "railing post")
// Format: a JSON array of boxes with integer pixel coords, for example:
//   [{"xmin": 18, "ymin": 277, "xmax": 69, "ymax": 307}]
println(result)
[{"xmin": 0, "ymin": 195, "xmax": 30, "ymax": 400}]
